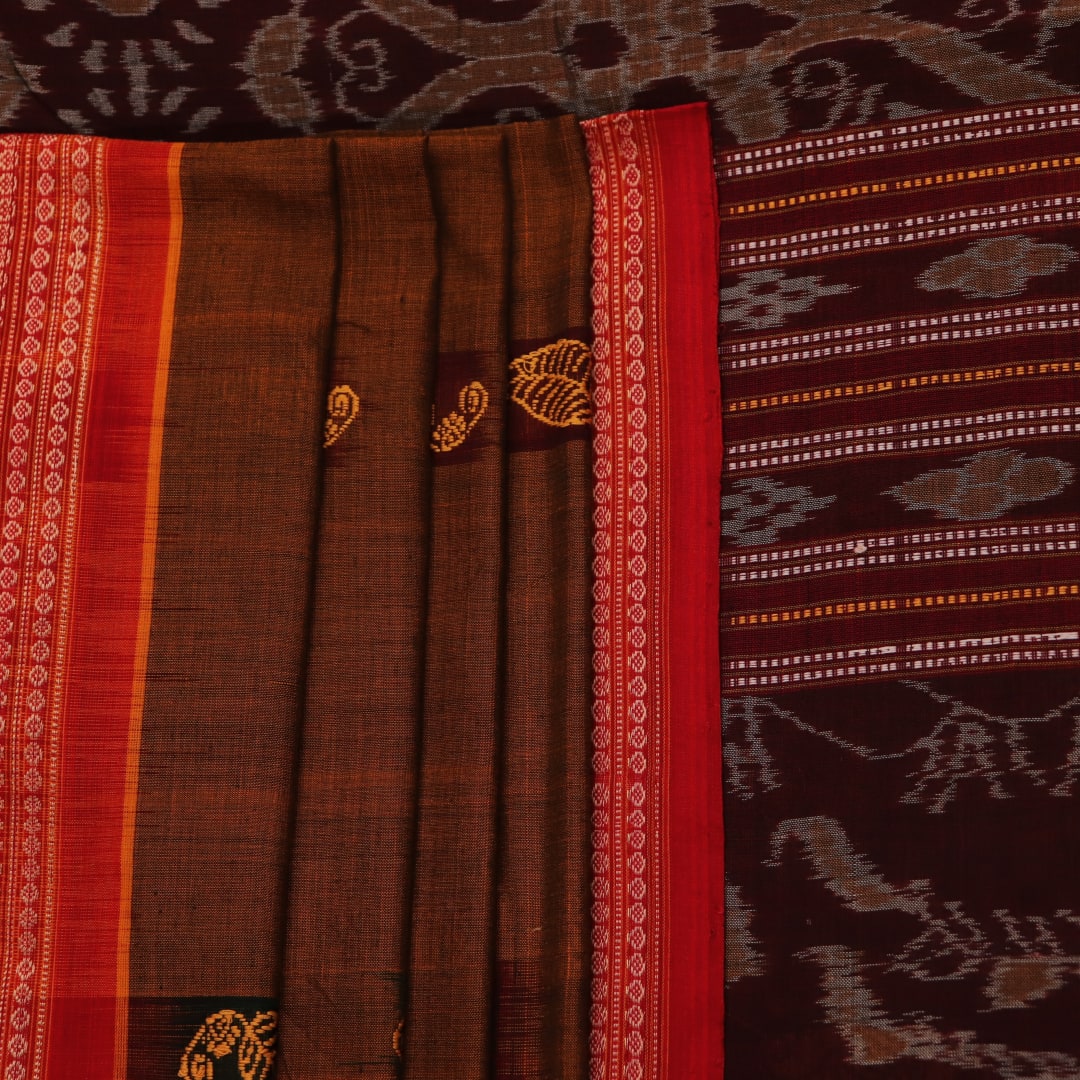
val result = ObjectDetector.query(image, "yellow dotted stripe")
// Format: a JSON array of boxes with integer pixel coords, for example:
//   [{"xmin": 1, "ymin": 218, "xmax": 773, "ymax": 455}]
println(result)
[
  {"xmin": 730, "ymin": 380, "xmax": 895, "ymax": 412},
  {"xmin": 727, "ymin": 157, "xmax": 1080, "ymax": 216},
  {"xmin": 728, "ymin": 361, "xmax": 1080, "ymax": 413},
  {"xmin": 730, "ymin": 583, "xmax": 1080, "ymax": 626}
]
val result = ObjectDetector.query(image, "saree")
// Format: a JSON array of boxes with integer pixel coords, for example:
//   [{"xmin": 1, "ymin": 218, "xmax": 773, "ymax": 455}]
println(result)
[
  {"xmin": 0, "ymin": 105, "xmax": 723, "ymax": 1080},
  {"xmin": 9, "ymin": 1, "xmax": 1080, "ymax": 1073}
]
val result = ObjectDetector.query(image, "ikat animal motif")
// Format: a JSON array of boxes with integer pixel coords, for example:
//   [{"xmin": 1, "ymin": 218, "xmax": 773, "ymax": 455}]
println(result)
[{"xmin": 725, "ymin": 684, "xmax": 1080, "ymax": 813}]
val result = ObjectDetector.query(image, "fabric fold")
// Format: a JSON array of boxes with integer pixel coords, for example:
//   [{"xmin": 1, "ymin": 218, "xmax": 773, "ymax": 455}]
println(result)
[
  {"xmin": 405, "ymin": 126, "xmax": 510, "ymax": 1080},
  {"xmin": 277, "ymin": 134, "xmax": 437, "ymax": 1080},
  {"xmin": 126, "ymin": 138, "xmax": 337, "ymax": 1075},
  {"xmin": 496, "ymin": 115, "xmax": 593, "ymax": 1080}
]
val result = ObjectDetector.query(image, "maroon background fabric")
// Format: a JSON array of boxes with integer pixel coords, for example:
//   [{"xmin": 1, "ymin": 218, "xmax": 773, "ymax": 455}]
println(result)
[
  {"xmin": 720, "ymin": 101, "xmax": 1080, "ymax": 1077},
  {"xmin": 0, "ymin": 2, "xmax": 1079, "ymax": 147}
]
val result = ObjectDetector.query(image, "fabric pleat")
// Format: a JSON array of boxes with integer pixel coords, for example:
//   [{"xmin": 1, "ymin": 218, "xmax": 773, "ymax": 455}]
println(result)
[
  {"xmin": 405, "ymin": 127, "xmax": 510, "ymax": 1080},
  {"xmin": 277, "ymin": 135, "xmax": 437, "ymax": 1079},
  {"xmin": 496, "ymin": 115, "xmax": 593, "ymax": 1080},
  {"xmin": 271, "ymin": 122, "xmax": 594, "ymax": 1080}
]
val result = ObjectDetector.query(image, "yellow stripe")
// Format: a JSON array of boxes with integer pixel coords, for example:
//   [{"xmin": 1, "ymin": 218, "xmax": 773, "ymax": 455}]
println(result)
[
  {"xmin": 726, "ymin": 156, "xmax": 1080, "ymax": 216},
  {"xmin": 728, "ymin": 361, "xmax": 1080, "ymax": 413},
  {"xmin": 114, "ymin": 142, "xmax": 183, "ymax": 1079},
  {"xmin": 730, "ymin": 583, "xmax": 1080, "ymax": 626}
]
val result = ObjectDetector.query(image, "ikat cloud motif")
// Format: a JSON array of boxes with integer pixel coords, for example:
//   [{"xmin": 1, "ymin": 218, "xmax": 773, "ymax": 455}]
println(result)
[
  {"xmin": 886, "ymin": 448, "xmax": 1075, "ymax": 520},
  {"xmin": 916, "ymin": 234, "xmax": 1079, "ymax": 299},
  {"xmin": 722, "ymin": 476, "xmax": 836, "ymax": 546},
  {"xmin": 723, "ymin": 269, "xmax": 856, "ymax": 330}
]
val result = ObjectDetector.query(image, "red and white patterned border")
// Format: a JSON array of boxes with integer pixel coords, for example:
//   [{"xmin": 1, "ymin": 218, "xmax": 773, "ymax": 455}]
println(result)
[
  {"xmin": 0, "ymin": 134, "xmax": 101, "ymax": 1080},
  {"xmin": 586, "ymin": 102, "xmax": 723, "ymax": 1080},
  {"xmin": 584, "ymin": 111, "xmax": 664, "ymax": 1080}
]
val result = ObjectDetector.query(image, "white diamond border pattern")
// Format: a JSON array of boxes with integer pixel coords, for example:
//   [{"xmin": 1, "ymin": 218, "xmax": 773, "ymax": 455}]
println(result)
[
  {"xmin": 584, "ymin": 110, "xmax": 662, "ymax": 1080},
  {"xmin": 0, "ymin": 133, "xmax": 100, "ymax": 1080}
]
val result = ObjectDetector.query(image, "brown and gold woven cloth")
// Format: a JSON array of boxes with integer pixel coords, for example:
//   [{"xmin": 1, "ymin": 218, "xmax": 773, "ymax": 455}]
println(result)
[{"xmin": 0, "ymin": 119, "xmax": 594, "ymax": 1080}]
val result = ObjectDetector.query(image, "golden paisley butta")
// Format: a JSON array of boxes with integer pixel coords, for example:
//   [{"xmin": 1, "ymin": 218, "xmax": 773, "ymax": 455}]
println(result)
[
  {"xmin": 323, "ymin": 384, "xmax": 360, "ymax": 447},
  {"xmin": 431, "ymin": 381, "xmax": 489, "ymax": 452}
]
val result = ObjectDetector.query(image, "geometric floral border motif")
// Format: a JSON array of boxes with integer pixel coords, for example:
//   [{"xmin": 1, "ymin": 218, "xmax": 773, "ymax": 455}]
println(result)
[{"xmin": 584, "ymin": 109, "xmax": 662, "ymax": 1080}]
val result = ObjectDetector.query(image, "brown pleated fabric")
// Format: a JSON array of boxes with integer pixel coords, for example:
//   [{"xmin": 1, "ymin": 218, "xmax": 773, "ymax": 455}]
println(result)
[
  {"xmin": 497, "ymin": 116, "xmax": 593, "ymax": 1080},
  {"xmin": 83, "ymin": 120, "xmax": 596, "ymax": 1080},
  {"xmin": 276, "ymin": 135, "xmax": 438, "ymax": 1079},
  {"xmin": 271, "ymin": 122, "xmax": 592, "ymax": 1080},
  {"xmin": 405, "ymin": 128, "xmax": 510, "ymax": 1080},
  {"xmin": 126, "ymin": 139, "xmax": 337, "ymax": 1072}
]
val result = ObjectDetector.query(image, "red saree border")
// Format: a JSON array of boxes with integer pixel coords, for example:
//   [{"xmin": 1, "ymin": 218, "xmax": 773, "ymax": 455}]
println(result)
[
  {"xmin": 654, "ymin": 107, "xmax": 724, "ymax": 1080},
  {"xmin": 109, "ymin": 138, "xmax": 181, "ymax": 1080},
  {"xmin": 0, "ymin": 134, "xmax": 180, "ymax": 1080},
  {"xmin": 584, "ymin": 104, "xmax": 723, "ymax": 1080}
]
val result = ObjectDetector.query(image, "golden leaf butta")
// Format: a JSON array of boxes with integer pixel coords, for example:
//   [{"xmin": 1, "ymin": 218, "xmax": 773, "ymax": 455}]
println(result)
[{"xmin": 509, "ymin": 339, "xmax": 592, "ymax": 428}]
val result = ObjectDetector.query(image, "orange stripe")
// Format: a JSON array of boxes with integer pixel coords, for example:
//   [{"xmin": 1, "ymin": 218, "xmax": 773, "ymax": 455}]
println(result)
[
  {"xmin": 730, "ymin": 582, "xmax": 1080, "ymax": 626},
  {"xmin": 113, "ymin": 141, "xmax": 183, "ymax": 1080},
  {"xmin": 727, "ymin": 155, "xmax": 1080, "ymax": 216},
  {"xmin": 728, "ymin": 360, "xmax": 1080, "ymax": 413}
]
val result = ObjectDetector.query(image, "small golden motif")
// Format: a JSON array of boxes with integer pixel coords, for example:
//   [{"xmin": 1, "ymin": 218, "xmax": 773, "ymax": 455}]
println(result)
[
  {"xmin": 509, "ymin": 339, "xmax": 592, "ymax": 428},
  {"xmin": 393, "ymin": 1017, "xmax": 405, "ymax": 1058},
  {"xmin": 431, "ymin": 381, "xmax": 488, "ymax": 452},
  {"xmin": 324, "ymin": 384, "xmax": 360, "ymax": 447},
  {"xmin": 178, "ymin": 1009, "xmax": 278, "ymax": 1080}
]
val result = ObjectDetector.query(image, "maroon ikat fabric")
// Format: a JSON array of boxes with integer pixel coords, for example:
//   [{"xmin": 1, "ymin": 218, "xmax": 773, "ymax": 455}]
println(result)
[
  {"xmin": 720, "ymin": 99, "xmax": 1080, "ymax": 1078},
  {"xmin": 0, "ymin": 1, "xmax": 1078, "ymax": 147}
]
